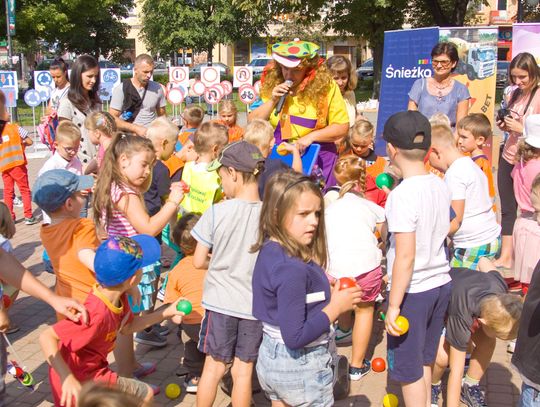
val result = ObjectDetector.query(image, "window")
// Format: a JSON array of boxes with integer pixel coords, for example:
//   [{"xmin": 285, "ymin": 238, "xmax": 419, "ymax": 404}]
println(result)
[{"xmin": 498, "ymin": 0, "xmax": 507, "ymax": 11}]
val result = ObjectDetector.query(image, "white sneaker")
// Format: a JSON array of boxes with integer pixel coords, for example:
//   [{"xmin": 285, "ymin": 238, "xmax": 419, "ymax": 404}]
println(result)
[
  {"xmin": 13, "ymin": 196, "xmax": 23, "ymax": 207},
  {"xmin": 335, "ymin": 326, "xmax": 352, "ymax": 345}
]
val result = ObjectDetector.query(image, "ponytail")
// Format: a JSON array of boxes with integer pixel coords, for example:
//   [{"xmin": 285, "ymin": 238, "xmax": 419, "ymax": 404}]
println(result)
[{"xmin": 334, "ymin": 155, "xmax": 367, "ymax": 199}]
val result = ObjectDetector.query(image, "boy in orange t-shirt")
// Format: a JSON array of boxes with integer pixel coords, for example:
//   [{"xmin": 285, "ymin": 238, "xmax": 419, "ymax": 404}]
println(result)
[
  {"xmin": 33, "ymin": 169, "xmax": 99, "ymax": 316},
  {"xmin": 164, "ymin": 213, "xmax": 206, "ymax": 394}
]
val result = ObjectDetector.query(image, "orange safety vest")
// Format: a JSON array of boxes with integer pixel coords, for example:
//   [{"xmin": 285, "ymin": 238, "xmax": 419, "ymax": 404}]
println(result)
[{"xmin": 0, "ymin": 124, "xmax": 25, "ymax": 172}]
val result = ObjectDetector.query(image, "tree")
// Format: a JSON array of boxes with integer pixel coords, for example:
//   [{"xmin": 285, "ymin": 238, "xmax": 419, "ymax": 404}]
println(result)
[
  {"xmin": 140, "ymin": 0, "xmax": 271, "ymax": 62},
  {"xmin": 406, "ymin": 0, "xmax": 486, "ymax": 27}
]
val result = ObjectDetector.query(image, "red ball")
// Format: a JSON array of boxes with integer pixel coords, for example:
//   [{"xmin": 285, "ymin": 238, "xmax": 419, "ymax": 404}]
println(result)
[
  {"xmin": 2, "ymin": 295, "xmax": 11, "ymax": 309},
  {"xmin": 179, "ymin": 181, "xmax": 190, "ymax": 193},
  {"xmin": 372, "ymin": 357, "xmax": 386, "ymax": 373},
  {"xmin": 338, "ymin": 277, "xmax": 357, "ymax": 290}
]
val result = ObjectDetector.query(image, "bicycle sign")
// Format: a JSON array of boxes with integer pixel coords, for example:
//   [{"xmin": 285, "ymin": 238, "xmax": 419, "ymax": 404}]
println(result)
[{"xmin": 238, "ymin": 84, "xmax": 257, "ymax": 105}]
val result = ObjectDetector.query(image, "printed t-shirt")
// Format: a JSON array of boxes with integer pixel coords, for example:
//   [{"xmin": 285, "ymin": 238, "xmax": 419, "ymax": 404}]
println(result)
[
  {"xmin": 445, "ymin": 156, "xmax": 501, "ymax": 248},
  {"xmin": 41, "ymin": 218, "xmax": 99, "ymax": 309},
  {"xmin": 446, "ymin": 268, "xmax": 507, "ymax": 351},
  {"xmin": 163, "ymin": 255, "xmax": 206, "ymax": 324},
  {"xmin": 386, "ymin": 174, "xmax": 452, "ymax": 293},
  {"xmin": 49, "ymin": 287, "xmax": 133, "ymax": 405}
]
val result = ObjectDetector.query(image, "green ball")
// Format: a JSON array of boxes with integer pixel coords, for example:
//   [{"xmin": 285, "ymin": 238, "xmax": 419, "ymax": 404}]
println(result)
[
  {"xmin": 376, "ymin": 173, "xmax": 395, "ymax": 189},
  {"xmin": 176, "ymin": 300, "xmax": 192, "ymax": 315}
]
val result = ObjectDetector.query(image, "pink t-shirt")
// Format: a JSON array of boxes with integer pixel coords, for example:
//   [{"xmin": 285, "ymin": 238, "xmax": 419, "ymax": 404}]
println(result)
[
  {"xmin": 512, "ymin": 157, "xmax": 540, "ymax": 212},
  {"xmin": 103, "ymin": 182, "xmax": 138, "ymax": 237},
  {"xmin": 503, "ymin": 89, "xmax": 540, "ymax": 164}
]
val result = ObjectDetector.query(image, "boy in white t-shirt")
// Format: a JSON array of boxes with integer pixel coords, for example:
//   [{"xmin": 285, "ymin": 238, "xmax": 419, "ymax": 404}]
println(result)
[
  {"xmin": 383, "ymin": 111, "xmax": 452, "ymax": 407},
  {"xmin": 428, "ymin": 123, "xmax": 501, "ymax": 270}
]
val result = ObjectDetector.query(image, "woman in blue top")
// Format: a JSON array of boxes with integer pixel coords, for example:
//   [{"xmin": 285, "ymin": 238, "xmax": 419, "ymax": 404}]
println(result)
[
  {"xmin": 251, "ymin": 171, "xmax": 361, "ymax": 407},
  {"xmin": 408, "ymin": 42, "xmax": 470, "ymax": 127}
]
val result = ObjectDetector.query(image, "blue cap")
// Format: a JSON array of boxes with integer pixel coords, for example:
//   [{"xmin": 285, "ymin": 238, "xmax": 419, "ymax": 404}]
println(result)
[
  {"xmin": 32, "ymin": 169, "xmax": 94, "ymax": 213},
  {"xmin": 94, "ymin": 235, "xmax": 160, "ymax": 287}
]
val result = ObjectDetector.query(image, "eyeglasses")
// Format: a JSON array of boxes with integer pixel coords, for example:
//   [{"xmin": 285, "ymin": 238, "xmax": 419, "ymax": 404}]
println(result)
[
  {"xmin": 432, "ymin": 59, "xmax": 452, "ymax": 68},
  {"xmin": 59, "ymin": 145, "xmax": 79, "ymax": 154}
]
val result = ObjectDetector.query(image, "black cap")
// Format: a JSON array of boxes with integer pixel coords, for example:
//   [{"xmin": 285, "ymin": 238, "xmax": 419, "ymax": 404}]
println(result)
[
  {"xmin": 383, "ymin": 110, "xmax": 431, "ymax": 151},
  {"xmin": 207, "ymin": 141, "xmax": 265, "ymax": 174}
]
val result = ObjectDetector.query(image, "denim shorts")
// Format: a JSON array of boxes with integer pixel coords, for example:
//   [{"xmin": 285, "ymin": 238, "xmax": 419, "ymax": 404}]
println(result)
[
  {"xmin": 256, "ymin": 334, "xmax": 334, "ymax": 407},
  {"xmin": 519, "ymin": 382, "xmax": 540, "ymax": 407}
]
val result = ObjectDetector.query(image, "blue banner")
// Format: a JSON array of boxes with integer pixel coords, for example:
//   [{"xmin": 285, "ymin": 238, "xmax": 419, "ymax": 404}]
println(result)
[{"xmin": 375, "ymin": 27, "xmax": 439, "ymax": 155}]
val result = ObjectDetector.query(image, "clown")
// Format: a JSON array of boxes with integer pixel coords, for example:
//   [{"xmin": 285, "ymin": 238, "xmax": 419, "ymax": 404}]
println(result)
[{"xmin": 250, "ymin": 40, "xmax": 350, "ymax": 187}]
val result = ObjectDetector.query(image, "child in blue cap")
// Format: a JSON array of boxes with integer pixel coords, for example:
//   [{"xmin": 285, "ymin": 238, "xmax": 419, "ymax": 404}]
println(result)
[{"xmin": 40, "ymin": 235, "xmax": 186, "ymax": 407}]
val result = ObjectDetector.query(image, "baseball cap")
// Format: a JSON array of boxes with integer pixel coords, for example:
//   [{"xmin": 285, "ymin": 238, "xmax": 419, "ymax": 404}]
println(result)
[
  {"xmin": 383, "ymin": 110, "xmax": 431, "ymax": 151},
  {"xmin": 207, "ymin": 141, "xmax": 265, "ymax": 174},
  {"xmin": 32, "ymin": 169, "xmax": 94, "ymax": 213},
  {"xmin": 524, "ymin": 114, "xmax": 540, "ymax": 149},
  {"xmin": 94, "ymin": 235, "xmax": 160, "ymax": 287},
  {"xmin": 271, "ymin": 40, "xmax": 320, "ymax": 68}
]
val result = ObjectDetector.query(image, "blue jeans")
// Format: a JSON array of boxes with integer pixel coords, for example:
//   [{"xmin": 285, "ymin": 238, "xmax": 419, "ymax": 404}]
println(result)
[
  {"xmin": 519, "ymin": 382, "xmax": 540, "ymax": 407},
  {"xmin": 256, "ymin": 334, "xmax": 333, "ymax": 407}
]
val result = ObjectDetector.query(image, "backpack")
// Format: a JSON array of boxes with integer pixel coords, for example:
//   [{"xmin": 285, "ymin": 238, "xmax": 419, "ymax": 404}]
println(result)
[
  {"xmin": 120, "ymin": 79, "xmax": 148, "ymax": 123},
  {"xmin": 37, "ymin": 112, "xmax": 58, "ymax": 152}
]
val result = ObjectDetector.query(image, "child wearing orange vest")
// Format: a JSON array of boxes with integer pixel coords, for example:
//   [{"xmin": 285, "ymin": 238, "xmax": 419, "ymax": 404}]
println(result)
[{"xmin": 0, "ymin": 90, "xmax": 36, "ymax": 224}]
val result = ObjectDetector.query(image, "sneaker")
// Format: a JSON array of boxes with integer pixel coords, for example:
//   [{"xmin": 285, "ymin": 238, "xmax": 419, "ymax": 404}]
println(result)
[
  {"xmin": 349, "ymin": 359, "xmax": 370, "ymax": 381},
  {"xmin": 153, "ymin": 324, "xmax": 170, "ymax": 337},
  {"xmin": 134, "ymin": 329, "xmax": 167, "ymax": 347},
  {"xmin": 335, "ymin": 326, "xmax": 352, "ymax": 345},
  {"xmin": 133, "ymin": 362, "xmax": 157, "ymax": 379},
  {"xmin": 461, "ymin": 382, "xmax": 488, "ymax": 407},
  {"xmin": 13, "ymin": 197, "xmax": 22, "ymax": 207},
  {"xmin": 184, "ymin": 375, "xmax": 199, "ymax": 394},
  {"xmin": 507, "ymin": 339, "xmax": 516, "ymax": 354},
  {"xmin": 431, "ymin": 383, "xmax": 442, "ymax": 407},
  {"xmin": 24, "ymin": 217, "xmax": 38, "ymax": 225}
]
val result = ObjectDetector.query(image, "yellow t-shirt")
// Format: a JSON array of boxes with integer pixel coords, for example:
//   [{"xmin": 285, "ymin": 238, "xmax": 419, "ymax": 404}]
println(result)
[{"xmin": 263, "ymin": 80, "xmax": 349, "ymax": 142}]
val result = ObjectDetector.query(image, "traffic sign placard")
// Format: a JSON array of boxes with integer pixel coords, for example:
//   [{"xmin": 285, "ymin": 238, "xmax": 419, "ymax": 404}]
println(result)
[
  {"xmin": 192, "ymin": 80, "xmax": 206, "ymax": 96},
  {"xmin": 34, "ymin": 70, "xmax": 54, "ymax": 93},
  {"xmin": 24, "ymin": 89, "xmax": 41, "ymax": 107},
  {"xmin": 201, "ymin": 66, "xmax": 220, "ymax": 87},
  {"xmin": 100, "ymin": 68, "xmax": 121, "ymax": 89},
  {"xmin": 3, "ymin": 87, "xmax": 16, "ymax": 107},
  {"xmin": 169, "ymin": 67, "xmax": 189, "ymax": 89},
  {"xmin": 0, "ymin": 71, "xmax": 18, "ymax": 97},
  {"xmin": 238, "ymin": 84, "xmax": 257, "ymax": 105},
  {"xmin": 204, "ymin": 87, "xmax": 221, "ymax": 105},
  {"xmin": 233, "ymin": 66, "xmax": 253, "ymax": 88},
  {"xmin": 221, "ymin": 81, "xmax": 232, "ymax": 95},
  {"xmin": 167, "ymin": 88, "xmax": 185, "ymax": 105},
  {"xmin": 39, "ymin": 87, "xmax": 52, "ymax": 102}
]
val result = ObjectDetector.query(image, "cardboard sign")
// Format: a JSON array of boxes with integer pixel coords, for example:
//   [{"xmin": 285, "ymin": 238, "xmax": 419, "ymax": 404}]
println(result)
[
  {"xmin": 169, "ymin": 66, "xmax": 189, "ymax": 89},
  {"xmin": 238, "ymin": 84, "xmax": 257, "ymax": 105},
  {"xmin": 167, "ymin": 87, "xmax": 185, "ymax": 105},
  {"xmin": 34, "ymin": 70, "xmax": 54, "ymax": 93},
  {"xmin": 192, "ymin": 80, "xmax": 206, "ymax": 96},
  {"xmin": 201, "ymin": 66, "xmax": 220, "ymax": 87},
  {"xmin": 233, "ymin": 66, "xmax": 253, "ymax": 87},
  {"xmin": 204, "ymin": 87, "xmax": 221, "ymax": 105}
]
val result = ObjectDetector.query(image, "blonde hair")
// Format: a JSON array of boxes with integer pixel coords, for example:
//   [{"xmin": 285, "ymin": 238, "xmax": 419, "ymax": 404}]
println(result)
[
  {"xmin": 429, "ymin": 113, "xmax": 451, "ymax": 127},
  {"xmin": 78, "ymin": 382, "xmax": 142, "ymax": 407},
  {"xmin": 0, "ymin": 202, "xmax": 15, "ymax": 239},
  {"xmin": 431, "ymin": 123, "xmax": 456, "ymax": 148},
  {"xmin": 341, "ymin": 119, "xmax": 374, "ymax": 154},
  {"xmin": 172, "ymin": 213, "xmax": 201, "ymax": 255},
  {"xmin": 457, "ymin": 113, "xmax": 492, "ymax": 140},
  {"xmin": 480, "ymin": 294, "xmax": 523, "ymax": 340},
  {"xmin": 84, "ymin": 111, "xmax": 117, "ymax": 137},
  {"xmin": 261, "ymin": 57, "xmax": 333, "ymax": 126},
  {"xmin": 516, "ymin": 139, "xmax": 540, "ymax": 163},
  {"xmin": 146, "ymin": 116, "xmax": 178, "ymax": 144},
  {"xmin": 93, "ymin": 133, "xmax": 155, "ymax": 230},
  {"xmin": 333, "ymin": 155, "xmax": 367, "ymax": 199},
  {"xmin": 183, "ymin": 105, "xmax": 205, "ymax": 127},
  {"xmin": 219, "ymin": 99, "xmax": 238, "ymax": 115},
  {"xmin": 194, "ymin": 122, "xmax": 228, "ymax": 155},
  {"xmin": 326, "ymin": 55, "xmax": 357, "ymax": 91},
  {"xmin": 252, "ymin": 171, "xmax": 327, "ymax": 267},
  {"xmin": 55, "ymin": 121, "xmax": 81, "ymax": 143},
  {"xmin": 244, "ymin": 119, "xmax": 274, "ymax": 152}
]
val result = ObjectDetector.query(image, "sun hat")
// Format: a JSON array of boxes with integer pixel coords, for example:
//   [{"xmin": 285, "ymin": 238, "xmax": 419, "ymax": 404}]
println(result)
[
  {"xmin": 523, "ymin": 114, "xmax": 540, "ymax": 149},
  {"xmin": 271, "ymin": 40, "xmax": 320, "ymax": 68}
]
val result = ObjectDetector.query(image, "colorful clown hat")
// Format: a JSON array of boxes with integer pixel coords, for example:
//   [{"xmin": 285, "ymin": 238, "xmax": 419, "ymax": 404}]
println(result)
[{"xmin": 271, "ymin": 40, "xmax": 320, "ymax": 68}]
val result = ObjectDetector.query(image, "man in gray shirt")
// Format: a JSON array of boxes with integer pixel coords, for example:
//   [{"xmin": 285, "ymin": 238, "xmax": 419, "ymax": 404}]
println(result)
[{"xmin": 109, "ymin": 54, "xmax": 167, "ymax": 136}]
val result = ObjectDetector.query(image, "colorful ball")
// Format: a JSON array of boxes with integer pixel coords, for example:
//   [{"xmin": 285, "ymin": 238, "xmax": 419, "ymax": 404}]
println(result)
[
  {"xmin": 375, "ymin": 173, "xmax": 395, "ymax": 189},
  {"xmin": 371, "ymin": 357, "xmax": 386, "ymax": 373},
  {"xmin": 165, "ymin": 383, "xmax": 181, "ymax": 399},
  {"xmin": 277, "ymin": 143, "xmax": 289, "ymax": 156},
  {"xmin": 338, "ymin": 277, "xmax": 357, "ymax": 290},
  {"xmin": 21, "ymin": 372, "xmax": 34, "ymax": 386},
  {"xmin": 176, "ymin": 300, "xmax": 193, "ymax": 315},
  {"xmin": 395, "ymin": 316, "xmax": 409, "ymax": 335},
  {"xmin": 383, "ymin": 393, "xmax": 399, "ymax": 407}
]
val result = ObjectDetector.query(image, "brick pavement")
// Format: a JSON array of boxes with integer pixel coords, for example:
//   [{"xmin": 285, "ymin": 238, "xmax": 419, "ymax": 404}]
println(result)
[{"xmin": 1, "ymin": 129, "xmax": 522, "ymax": 406}]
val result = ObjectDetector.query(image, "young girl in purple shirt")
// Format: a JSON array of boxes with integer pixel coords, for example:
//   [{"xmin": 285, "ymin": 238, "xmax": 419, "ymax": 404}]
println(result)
[{"xmin": 251, "ymin": 171, "xmax": 361, "ymax": 406}]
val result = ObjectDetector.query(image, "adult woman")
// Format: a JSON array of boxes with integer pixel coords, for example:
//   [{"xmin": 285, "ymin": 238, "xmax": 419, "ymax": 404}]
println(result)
[
  {"xmin": 58, "ymin": 55, "xmax": 101, "ymax": 166},
  {"xmin": 249, "ymin": 40, "xmax": 349, "ymax": 187},
  {"xmin": 326, "ymin": 55, "xmax": 357, "ymax": 126},
  {"xmin": 408, "ymin": 42, "xmax": 470, "ymax": 127},
  {"xmin": 495, "ymin": 52, "xmax": 540, "ymax": 270},
  {"xmin": 45, "ymin": 58, "xmax": 70, "ymax": 116}
]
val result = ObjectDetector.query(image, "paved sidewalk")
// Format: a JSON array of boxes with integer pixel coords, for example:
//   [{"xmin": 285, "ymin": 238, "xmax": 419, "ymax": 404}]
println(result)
[{"xmin": 1, "ymin": 140, "xmax": 522, "ymax": 406}]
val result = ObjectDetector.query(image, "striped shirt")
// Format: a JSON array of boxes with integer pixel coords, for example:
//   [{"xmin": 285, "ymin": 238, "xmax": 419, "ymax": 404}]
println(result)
[{"xmin": 104, "ymin": 182, "xmax": 138, "ymax": 238}]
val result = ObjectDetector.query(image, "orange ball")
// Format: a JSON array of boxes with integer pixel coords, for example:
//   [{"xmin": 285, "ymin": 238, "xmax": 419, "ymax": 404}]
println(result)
[
  {"xmin": 338, "ymin": 277, "xmax": 356, "ymax": 290},
  {"xmin": 276, "ymin": 143, "xmax": 289, "ymax": 156}
]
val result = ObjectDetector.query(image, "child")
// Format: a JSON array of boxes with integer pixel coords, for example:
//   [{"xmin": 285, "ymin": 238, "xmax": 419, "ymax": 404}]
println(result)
[
  {"xmin": 180, "ymin": 122, "xmax": 228, "ymax": 214},
  {"xmin": 429, "ymin": 123, "xmax": 501, "ymax": 269},
  {"xmin": 32, "ymin": 169, "xmax": 99, "ymax": 312},
  {"xmin": 512, "ymin": 254, "xmax": 540, "ymax": 407},
  {"xmin": 383, "ymin": 111, "xmax": 452, "ymax": 407},
  {"xmin": 216, "ymin": 99, "xmax": 244, "ymax": 143},
  {"xmin": 326, "ymin": 55, "xmax": 357, "ymax": 126},
  {"xmin": 512, "ymin": 115, "xmax": 540, "ymax": 294},
  {"xmin": 457, "ymin": 113, "xmax": 496, "ymax": 208},
  {"xmin": 93, "ymin": 133, "xmax": 185, "ymax": 373},
  {"xmin": 0, "ymin": 202, "xmax": 19, "ymax": 333},
  {"xmin": 431, "ymin": 262, "xmax": 522, "ymax": 407},
  {"xmin": 164, "ymin": 213, "xmax": 205, "ymax": 394},
  {"xmin": 324, "ymin": 157, "xmax": 385, "ymax": 380},
  {"xmin": 39, "ymin": 235, "xmax": 185, "ymax": 407},
  {"xmin": 191, "ymin": 141, "xmax": 264, "ymax": 407},
  {"xmin": 38, "ymin": 121, "xmax": 84, "ymax": 224},
  {"xmin": 0, "ymin": 90, "xmax": 36, "ymax": 225},
  {"xmin": 252, "ymin": 171, "xmax": 362, "ymax": 406},
  {"xmin": 243, "ymin": 118, "xmax": 301, "ymax": 198},
  {"xmin": 78, "ymin": 382, "xmax": 140, "ymax": 407},
  {"xmin": 85, "ymin": 111, "xmax": 117, "ymax": 171}
]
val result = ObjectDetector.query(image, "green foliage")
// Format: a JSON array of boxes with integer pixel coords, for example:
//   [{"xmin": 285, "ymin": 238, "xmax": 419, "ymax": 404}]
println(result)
[{"xmin": 140, "ymin": 0, "xmax": 270, "ymax": 58}]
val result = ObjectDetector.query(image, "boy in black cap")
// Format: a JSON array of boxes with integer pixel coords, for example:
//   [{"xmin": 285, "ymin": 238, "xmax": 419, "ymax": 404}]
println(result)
[
  {"xmin": 382, "ymin": 111, "xmax": 452, "ymax": 407},
  {"xmin": 191, "ymin": 141, "xmax": 265, "ymax": 407}
]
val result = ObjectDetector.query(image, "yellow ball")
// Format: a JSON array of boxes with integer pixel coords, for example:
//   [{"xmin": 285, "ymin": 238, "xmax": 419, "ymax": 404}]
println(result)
[
  {"xmin": 165, "ymin": 383, "xmax": 181, "ymax": 399},
  {"xmin": 383, "ymin": 393, "xmax": 398, "ymax": 407},
  {"xmin": 277, "ymin": 143, "xmax": 289, "ymax": 156},
  {"xmin": 395, "ymin": 316, "xmax": 409, "ymax": 335}
]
